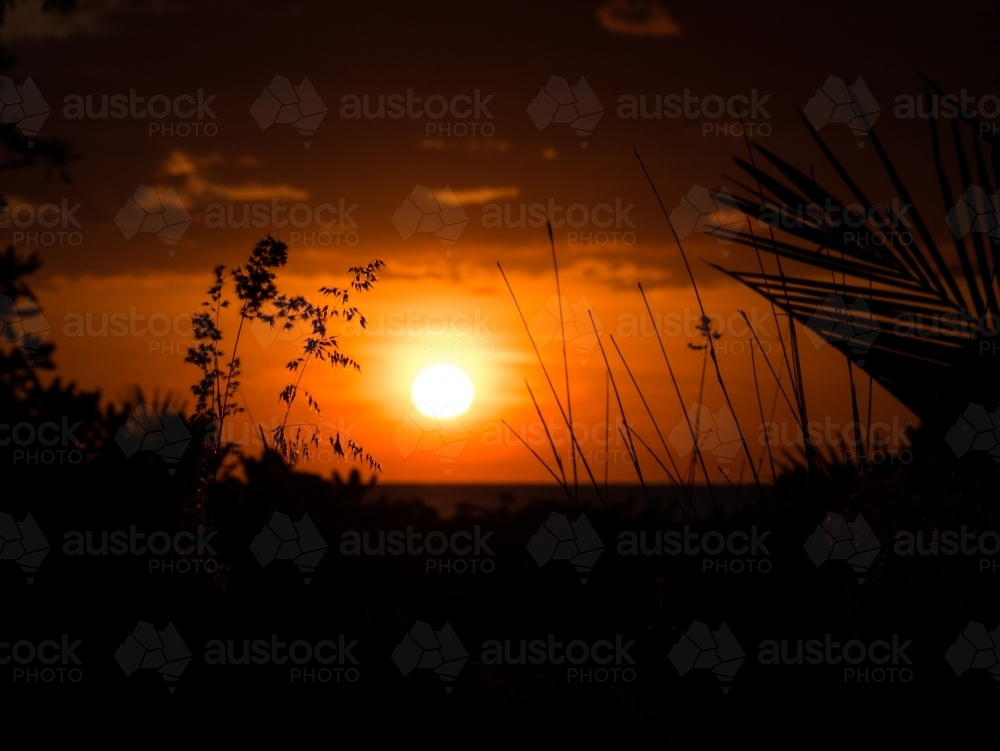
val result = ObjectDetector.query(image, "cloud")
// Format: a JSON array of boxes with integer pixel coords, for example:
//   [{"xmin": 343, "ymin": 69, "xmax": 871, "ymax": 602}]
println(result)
[
  {"xmin": 160, "ymin": 149, "xmax": 309, "ymax": 203},
  {"xmin": 420, "ymin": 139, "xmax": 510, "ymax": 153},
  {"xmin": 437, "ymin": 186, "xmax": 520, "ymax": 206},
  {"xmin": 183, "ymin": 178, "xmax": 309, "ymax": 203},
  {"xmin": 1, "ymin": 0, "xmax": 124, "ymax": 39},
  {"xmin": 162, "ymin": 150, "xmax": 222, "ymax": 177},
  {"xmin": 596, "ymin": 0, "xmax": 681, "ymax": 37}
]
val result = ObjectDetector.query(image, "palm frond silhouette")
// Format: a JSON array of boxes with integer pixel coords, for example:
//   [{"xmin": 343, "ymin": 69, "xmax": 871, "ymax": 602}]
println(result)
[{"xmin": 714, "ymin": 87, "xmax": 1000, "ymax": 429}]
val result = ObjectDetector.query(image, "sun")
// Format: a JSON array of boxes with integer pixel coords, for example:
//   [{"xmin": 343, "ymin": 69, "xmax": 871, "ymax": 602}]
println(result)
[{"xmin": 411, "ymin": 364, "xmax": 474, "ymax": 419}]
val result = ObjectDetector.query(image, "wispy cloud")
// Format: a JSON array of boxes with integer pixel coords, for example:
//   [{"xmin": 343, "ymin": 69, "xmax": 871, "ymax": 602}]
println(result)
[
  {"xmin": 161, "ymin": 149, "xmax": 309, "ymax": 203},
  {"xmin": 437, "ymin": 186, "xmax": 520, "ymax": 206},
  {"xmin": 420, "ymin": 139, "xmax": 511, "ymax": 153},
  {"xmin": 597, "ymin": 0, "xmax": 681, "ymax": 37},
  {"xmin": 2, "ymin": 0, "xmax": 125, "ymax": 39}
]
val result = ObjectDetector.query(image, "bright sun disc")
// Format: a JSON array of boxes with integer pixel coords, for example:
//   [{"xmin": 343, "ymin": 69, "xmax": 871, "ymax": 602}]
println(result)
[{"xmin": 411, "ymin": 364, "xmax": 474, "ymax": 418}]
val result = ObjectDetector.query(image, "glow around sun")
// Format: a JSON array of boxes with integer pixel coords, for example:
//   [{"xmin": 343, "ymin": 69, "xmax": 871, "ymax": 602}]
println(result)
[{"xmin": 411, "ymin": 364, "xmax": 474, "ymax": 419}]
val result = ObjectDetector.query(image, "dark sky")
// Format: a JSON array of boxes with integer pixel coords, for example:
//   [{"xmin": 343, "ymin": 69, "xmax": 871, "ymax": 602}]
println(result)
[{"xmin": 5, "ymin": 0, "xmax": 994, "ymax": 278}]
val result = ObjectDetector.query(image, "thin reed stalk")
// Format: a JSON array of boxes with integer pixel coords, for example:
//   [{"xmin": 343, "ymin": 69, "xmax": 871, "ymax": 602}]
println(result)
[{"xmin": 635, "ymin": 150, "xmax": 766, "ymax": 500}]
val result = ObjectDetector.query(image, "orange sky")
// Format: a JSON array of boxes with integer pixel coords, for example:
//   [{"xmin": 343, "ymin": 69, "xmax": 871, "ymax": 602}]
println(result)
[{"xmin": 33, "ymin": 239, "xmax": 915, "ymax": 483}]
